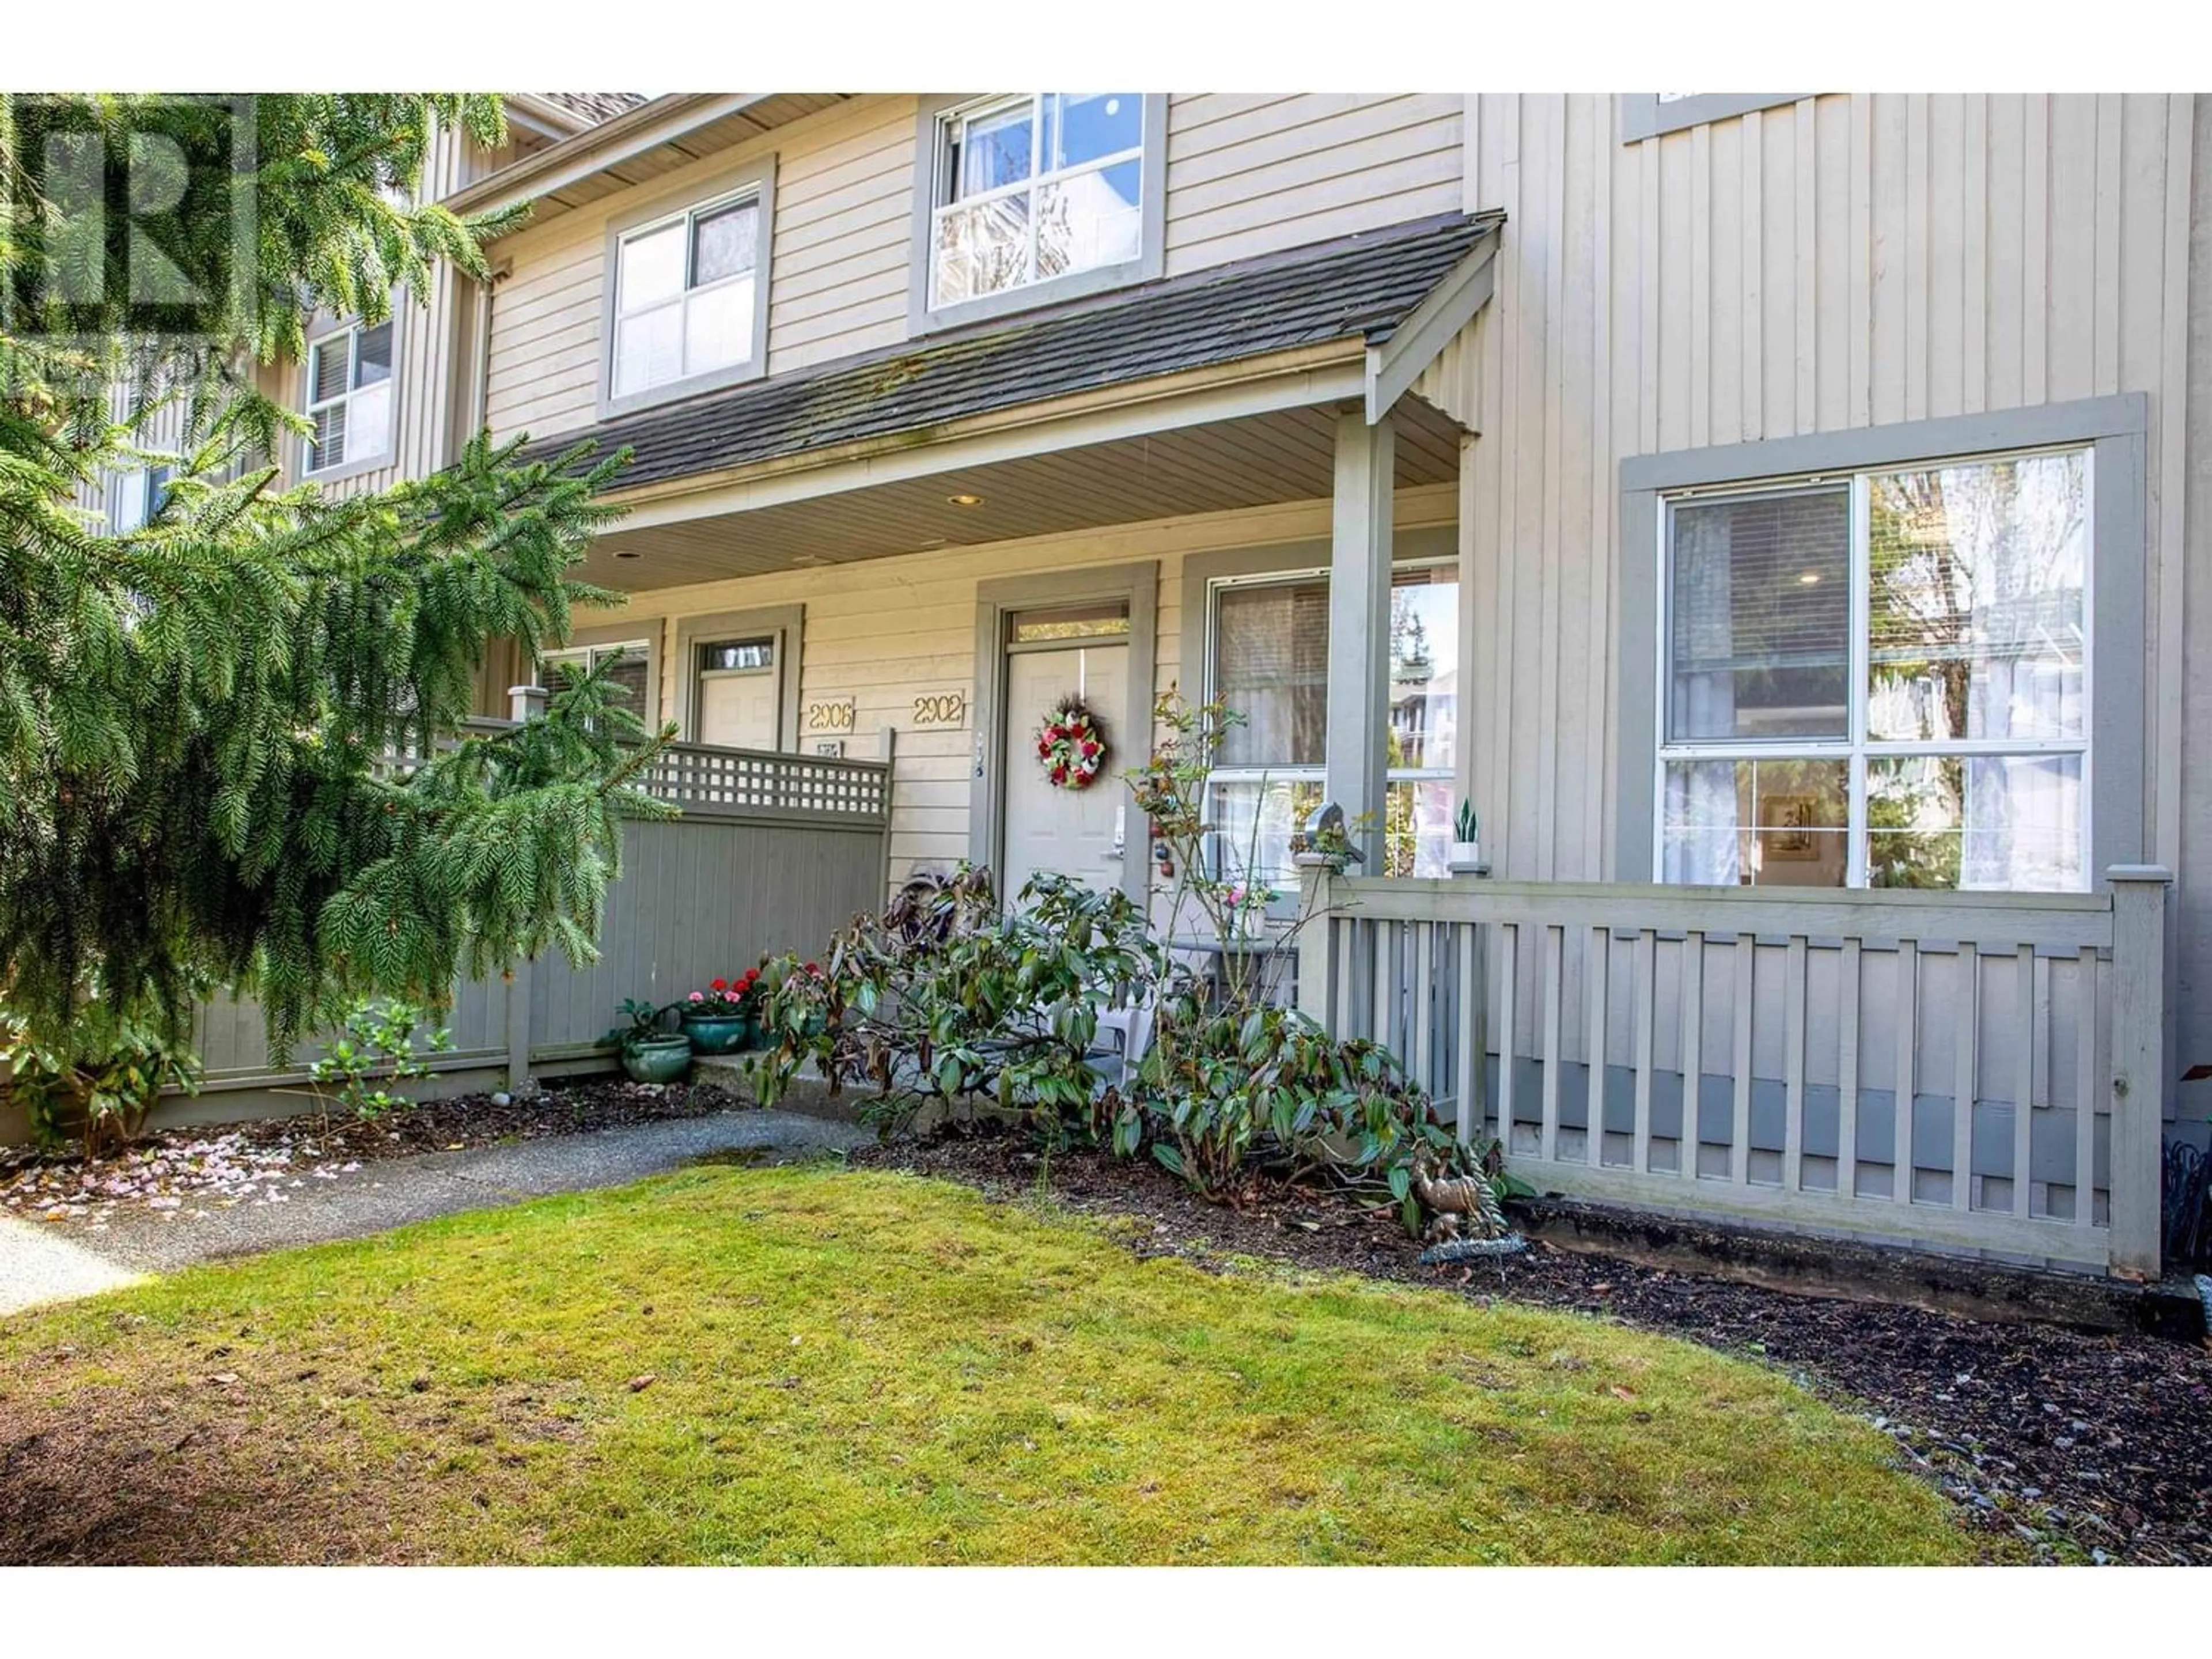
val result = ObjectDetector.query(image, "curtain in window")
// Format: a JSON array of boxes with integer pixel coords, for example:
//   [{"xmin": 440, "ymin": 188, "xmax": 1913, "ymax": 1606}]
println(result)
[{"xmin": 1214, "ymin": 582, "xmax": 1329, "ymax": 770}]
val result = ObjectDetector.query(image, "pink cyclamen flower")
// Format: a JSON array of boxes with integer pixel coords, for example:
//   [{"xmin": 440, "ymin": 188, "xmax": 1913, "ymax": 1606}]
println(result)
[{"xmin": 688, "ymin": 990, "xmax": 706, "ymax": 1002}]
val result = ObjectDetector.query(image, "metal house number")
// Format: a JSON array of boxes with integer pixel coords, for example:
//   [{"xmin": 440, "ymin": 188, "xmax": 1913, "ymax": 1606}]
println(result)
[{"xmin": 910, "ymin": 691, "xmax": 968, "ymax": 729}]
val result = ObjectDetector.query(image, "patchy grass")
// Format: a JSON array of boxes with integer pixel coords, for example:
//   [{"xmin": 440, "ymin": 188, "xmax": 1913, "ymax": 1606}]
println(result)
[{"xmin": 0, "ymin": 1166, "xmax": 1982, "ymax": 1564}]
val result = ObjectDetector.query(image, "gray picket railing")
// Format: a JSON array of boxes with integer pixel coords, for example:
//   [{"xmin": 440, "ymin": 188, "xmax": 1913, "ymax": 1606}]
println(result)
[{"xmin": 1294, "ymin": 861, "xmax": 2173, "ymax": 1278}]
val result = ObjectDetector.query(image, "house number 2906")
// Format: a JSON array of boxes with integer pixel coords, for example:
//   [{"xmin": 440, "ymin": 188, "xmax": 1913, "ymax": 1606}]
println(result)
[{"xmin": 911, "ymin": 692, "xmax": 968, "ymax": 729}]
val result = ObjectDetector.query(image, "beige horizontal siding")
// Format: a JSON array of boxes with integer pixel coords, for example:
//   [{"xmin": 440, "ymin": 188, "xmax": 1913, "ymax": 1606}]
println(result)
[
  {"xmin": 579, "ymin": 488, "xmax": 1452, "ymax": 890},
  {"xmin": 484, "ymin": 93, "xmax": 1478, "ymax": 444}
]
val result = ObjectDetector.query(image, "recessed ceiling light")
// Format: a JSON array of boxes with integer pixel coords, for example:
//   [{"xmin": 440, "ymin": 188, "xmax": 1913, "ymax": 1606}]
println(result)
[
  {"xmin": 946, "ymin": 493, "xmax": 984, "ymax": 508},
  {"xmin": 1798, "ymin": 571, "xmax": 1821, "ymax": 585}
]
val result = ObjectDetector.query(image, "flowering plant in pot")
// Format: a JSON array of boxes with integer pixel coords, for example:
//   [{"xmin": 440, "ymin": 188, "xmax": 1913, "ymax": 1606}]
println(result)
[{"xmin": 680, "ymin": 971, "xmax": 762, "ymax": 1054}]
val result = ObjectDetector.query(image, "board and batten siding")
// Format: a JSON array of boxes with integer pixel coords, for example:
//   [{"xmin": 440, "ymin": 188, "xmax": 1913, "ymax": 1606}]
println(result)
[
  {"xmin": 1421, "ymin": 92, "xmax": 2205, "ymax": 1123},
  {"xmin": 483, "ymin": 93, "xmax": 1466, "ymax": 446}
]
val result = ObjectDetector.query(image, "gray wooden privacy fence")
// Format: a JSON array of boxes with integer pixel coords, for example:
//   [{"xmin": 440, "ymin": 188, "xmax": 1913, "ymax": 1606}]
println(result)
[
  {"xmin": 1, "ymin": 737, "xmax": 891, "ymax": 1142},
  {"xmin": 1294, "ymin": 863, "xmax": 2174, "ymax": 1278}
]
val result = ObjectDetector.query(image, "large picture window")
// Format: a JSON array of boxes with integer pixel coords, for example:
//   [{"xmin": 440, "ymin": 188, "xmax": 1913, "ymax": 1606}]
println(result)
[
  {"xmin": 1208, "ymin": 565, "xmax": 1460, "ymax": 889},
  {"xmin": 927, "ymin": 93, "xmax": 1149, "ymax": 312},
  {"xmin": 1658, "ymin": 447, "xmax": 2091, "ymax": 892}
]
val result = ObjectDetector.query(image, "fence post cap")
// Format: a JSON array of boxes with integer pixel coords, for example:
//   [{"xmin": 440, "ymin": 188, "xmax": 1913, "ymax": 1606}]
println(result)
[{"xmin": 2105, "ymin": 863, "xmax": 2175, "ymax": 885}]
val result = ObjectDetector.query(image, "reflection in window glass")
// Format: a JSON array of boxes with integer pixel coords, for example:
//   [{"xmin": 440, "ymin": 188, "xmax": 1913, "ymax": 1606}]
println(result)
[
  {"xmin": 1211, "ymin": 777, "xmax": 1324, "ymax": 895},
  {"xmin": 958, "ymin": 103, "xmax": 1034, "ymax": 195},
  {"xmin": 613, "ymin": 196, "xmax": 757, "ymax": 398},
  {"xmin": 1668, "ymin": 489, "xmax": 1849, "ymax": 741},
  {"xmin": 933, "ymin": 94, "xmax": 1146, "ymax": 309},
  {"xmin": 1657, "ymin": 445, "xmax": 2094, "ymax": 894},
  {"xmin": 1011, "ymin": 603, "xmax": 1130, "ymax": 645},
  {"xmin": 1866, "ymin": 452, "xmax": 2087, "ymax": 744},
  {"xmin": 1662, "ymin": 757, "xmax": 1849, "ymax": 888},
  {"xmin": 1207, "ymin": 567, "xmax": 1461, "ymax": 887},
  {"xmin": 1868, "ymin": 754, "xmax": 2083, "ymax": 892},
  {"xmin": 699, "ymin": 639, "xmax": 773, "ymax": 673}
]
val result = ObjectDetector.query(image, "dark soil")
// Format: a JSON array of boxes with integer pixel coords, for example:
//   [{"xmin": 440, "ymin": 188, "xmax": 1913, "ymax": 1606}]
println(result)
[{"xmin": 855, "ymin": 1124, "xmax": 2212, "ymax": 1566}]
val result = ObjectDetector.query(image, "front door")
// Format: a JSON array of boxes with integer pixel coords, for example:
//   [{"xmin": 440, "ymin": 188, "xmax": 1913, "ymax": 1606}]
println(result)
[
  {"xmin": 999, "ymin": 635, "xmax": 1128, "ymax": 906},
  {"xmin": 695, "ymin": 638, "xmax": 780, "ymax": 751}
]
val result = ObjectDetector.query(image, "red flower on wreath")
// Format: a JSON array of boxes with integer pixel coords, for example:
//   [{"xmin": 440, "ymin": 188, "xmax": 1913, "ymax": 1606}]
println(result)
[{"xmin": 1034, "ymin": 697, "xmax": 1107, "ymax": 791}]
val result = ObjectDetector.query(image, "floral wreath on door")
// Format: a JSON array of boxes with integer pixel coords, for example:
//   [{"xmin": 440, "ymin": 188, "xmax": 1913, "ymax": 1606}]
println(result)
[{"xmin": 1034, "ymin": 695, "xmax": 1108, "ymax": 790}]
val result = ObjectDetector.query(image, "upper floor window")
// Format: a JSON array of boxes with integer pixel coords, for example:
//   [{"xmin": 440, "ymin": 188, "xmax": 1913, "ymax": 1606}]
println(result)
[
  {"xmin": 304, "ymin": 319, "xmax": 395, "ymax": 476},
  {"xmin": 600, "ymin": 160, "xmax": 776, "ymax": 418},
  {"xmin": 913, "ymin": 94, "xmax": 1166, "ymax": 330},
  {"xmin": 613, "ymin": 195, "xmax": 759, "ymax": 399},
  {"xmin": 1658, "ymin": 447, "xmax": 2091, "ymax": 892}
]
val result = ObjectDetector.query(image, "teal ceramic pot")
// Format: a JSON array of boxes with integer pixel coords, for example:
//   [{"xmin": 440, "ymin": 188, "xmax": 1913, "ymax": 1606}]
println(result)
[
  {"xmin": 681, "ymin": 1011, "xmax": 752, "ymax": 1055},
  {"xmin": 622, "ymin": 1035, "xmax": 693, "ymax": 1084}
]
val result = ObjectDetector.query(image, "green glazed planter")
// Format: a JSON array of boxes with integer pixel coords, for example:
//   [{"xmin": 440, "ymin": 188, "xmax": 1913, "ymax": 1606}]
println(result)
[
  {"xmin": 681, "ymin": 1011, "xmax": 753, "ymax": 1055},
  {"xmin": 621, "ymin": 1035, "xmax": 693, "ymax": 1084}
]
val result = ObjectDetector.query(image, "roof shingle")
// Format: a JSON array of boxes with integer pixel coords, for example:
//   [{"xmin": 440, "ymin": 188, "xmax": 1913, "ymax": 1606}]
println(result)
[{"xmin": 532, "ymin": 209, "xmax": 1502, "ymax": 492}]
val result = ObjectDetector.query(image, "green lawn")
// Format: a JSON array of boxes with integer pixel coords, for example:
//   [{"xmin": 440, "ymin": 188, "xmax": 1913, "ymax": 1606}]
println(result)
[{"xmin": 0, "ymin": 1165, "xmax": 1981, "ymax": 1564}]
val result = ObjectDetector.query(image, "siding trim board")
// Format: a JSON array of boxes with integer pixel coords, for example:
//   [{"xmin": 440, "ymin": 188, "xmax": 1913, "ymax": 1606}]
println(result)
[
  {"xmin": 1613, "ymin": 392, "xmax": 2150, "ymax": 887},
  {"xmin": 1618, "ymin": 95, "xmax": 1809, "ymax": 145}
]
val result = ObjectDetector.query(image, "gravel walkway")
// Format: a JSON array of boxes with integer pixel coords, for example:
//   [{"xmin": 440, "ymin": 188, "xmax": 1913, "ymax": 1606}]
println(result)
[{"xmin": 0, "ymin": 1109, "xmax": 860, "ymax": 1314}]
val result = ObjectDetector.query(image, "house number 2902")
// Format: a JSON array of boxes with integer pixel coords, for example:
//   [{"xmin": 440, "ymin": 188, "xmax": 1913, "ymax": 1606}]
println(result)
[{"xmin": 911, "ymin": 691, "xmax": 968, "ymax": 729}]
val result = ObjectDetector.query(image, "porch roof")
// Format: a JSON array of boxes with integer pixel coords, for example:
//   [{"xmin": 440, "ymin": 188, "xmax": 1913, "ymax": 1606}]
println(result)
[{"xmin": 533, "ymin": 210, "xmax": 1503, "ymax": 497}]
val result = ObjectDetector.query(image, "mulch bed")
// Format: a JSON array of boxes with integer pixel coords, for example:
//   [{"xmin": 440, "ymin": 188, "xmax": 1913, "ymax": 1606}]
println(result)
[
  {"xmin": 854, "ymin": 1124, "xmax": 2212, "ymax": 1566},
  {"xmin": 0, "ymin": 1077, "xmax": 740, "ymax": 1227}
]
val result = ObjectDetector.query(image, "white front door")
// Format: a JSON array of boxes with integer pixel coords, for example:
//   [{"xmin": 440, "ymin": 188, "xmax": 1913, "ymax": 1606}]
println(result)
[
  {"xmin": 999, "ymin": 642, "xmax": 1128, "ymax": 904},
  {"xmin": 696, "ymin": 654, "xmax": 779, "ymax": 752}
]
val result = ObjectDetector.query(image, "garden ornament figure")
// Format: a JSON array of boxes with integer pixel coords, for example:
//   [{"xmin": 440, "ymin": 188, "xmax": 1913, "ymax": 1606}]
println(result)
[
  {"xmin": 1411, "ymin": 1148, "xmax": 1527, "ymax": 1265},
  {"xmin": 1301, "ymin": 801, "xmax": 1364, "ymax": 865}
]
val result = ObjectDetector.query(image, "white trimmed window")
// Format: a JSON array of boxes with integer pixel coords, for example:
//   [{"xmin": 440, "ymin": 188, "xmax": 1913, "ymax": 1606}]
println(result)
[
  {"xmin": 108, "ymin": 463, "xmax": 172, "ymax": 533},
  {"xmin": 1206, "ymin": 564, "xmax": 1461, "ymax": 889},
  {"xmin": 543, "ymin": 640, "xmax": 653, "ymax": 725},
  {"xmin": 611, "ymin": 192, "xmax": 760, "ymax": 402},
  {"xmin": 304, "ymin": 320, "xmax": 395, "ymax": 475},
  {"xmin": 927, "ymin": 93, "xmax": 1147, "ymax": 310},
  {"xmin": 1658, "ymin": 446, "xmax": 2092, "ymax": 892}
]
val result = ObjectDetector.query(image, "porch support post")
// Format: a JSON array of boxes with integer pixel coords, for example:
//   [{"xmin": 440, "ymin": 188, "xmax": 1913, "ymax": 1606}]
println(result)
[
  {"xmin": 1325, "ymin": 410, "xmax": 1395, "ymax": 870},
  {"xmin": 1294, "ymin": 856, "xmax": 1335, "ymax": 1031},
  {"xmin": 2106, "ymin": 864, "xmax": 2172, "ymax": 1279}
]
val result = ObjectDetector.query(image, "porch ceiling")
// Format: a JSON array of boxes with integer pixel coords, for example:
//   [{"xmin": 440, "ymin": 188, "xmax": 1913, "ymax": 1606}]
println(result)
[{"xmin": 578, "ymin": 398, "xmax": 1463, "ymax": 590}]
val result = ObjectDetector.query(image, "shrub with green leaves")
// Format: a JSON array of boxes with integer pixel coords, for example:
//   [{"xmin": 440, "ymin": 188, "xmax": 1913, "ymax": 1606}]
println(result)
[
  {"xmin": 306, "ymin": 998, "xmax": 454, "ymax": 1119},
  {"xmin": 749, "ymin": 866, "xmax": 1163, "ymax": 1145},
  {"xmin": 0, "ymin": 1006, "xmax": 198, "ymax": 1157}
]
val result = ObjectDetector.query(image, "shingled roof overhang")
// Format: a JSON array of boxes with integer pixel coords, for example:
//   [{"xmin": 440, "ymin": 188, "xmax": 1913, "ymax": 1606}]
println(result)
[{"xmin": 541, "ymin": 210, "xmax": 1504, "ymax": 516}]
